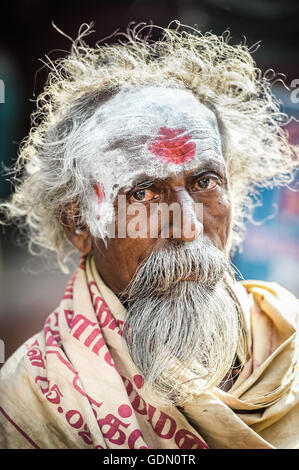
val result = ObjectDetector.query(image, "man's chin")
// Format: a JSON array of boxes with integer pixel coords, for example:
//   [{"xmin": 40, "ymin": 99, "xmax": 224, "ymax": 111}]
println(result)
[{"xmin": 123, "ymin": 271, "xmax": 242, "ymax": 405}]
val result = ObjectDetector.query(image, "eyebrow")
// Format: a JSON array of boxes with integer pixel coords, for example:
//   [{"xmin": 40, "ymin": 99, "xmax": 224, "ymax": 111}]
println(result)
[
  {"xmin": 122, "ymin": 158, "xmax": 227, "ymax": 193},
  {"xmin": 127, "ymin": 176, "xmax": 166, "ymax": 191},
  {"xmin": 185, "ymin": 159, "xmax": 227, "ymax": 179}
]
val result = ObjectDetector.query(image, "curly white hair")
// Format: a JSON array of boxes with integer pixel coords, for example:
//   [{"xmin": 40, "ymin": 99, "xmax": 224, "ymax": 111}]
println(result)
[{"xmin": 1, "ymin": 21, "xmax": 298, "ymax": 271}]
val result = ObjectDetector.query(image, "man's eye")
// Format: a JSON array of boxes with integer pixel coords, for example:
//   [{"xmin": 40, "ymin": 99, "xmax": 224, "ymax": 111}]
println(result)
[
  {"xmin": 193, "ymin": 176, "xmax": 218, "ymax": 191},
  {"xmin": 130, "ymin": 188, "xmax": 156, "ymax": 202}
]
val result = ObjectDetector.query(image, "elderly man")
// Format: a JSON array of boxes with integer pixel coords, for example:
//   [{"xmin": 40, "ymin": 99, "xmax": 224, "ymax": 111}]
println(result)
[{"xmin": 0, "ymin": 23, "xmax": 298, "ymax": 450}]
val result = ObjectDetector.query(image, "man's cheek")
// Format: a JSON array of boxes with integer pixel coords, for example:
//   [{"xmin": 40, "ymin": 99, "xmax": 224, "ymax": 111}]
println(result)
[
  {"xmin": 126, "ymin": 203, "xmax": 149, "ymax": 239},
  {"xmin": 201, "ymin": 200, "xmax": 231, "ymax": 248}
]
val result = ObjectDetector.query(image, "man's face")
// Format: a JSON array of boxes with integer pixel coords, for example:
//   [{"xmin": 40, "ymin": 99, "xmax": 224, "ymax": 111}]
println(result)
[
  {"xmin": 90, "ymin": 86, "xmax": 232, "ymax": 295},
  {"xmin": 67, "ymin": 86, "xmax": 239, "ymax": 403},
  {"xmin": 92, "ymin": 168, "xmax": 232, "ymax": 295}
]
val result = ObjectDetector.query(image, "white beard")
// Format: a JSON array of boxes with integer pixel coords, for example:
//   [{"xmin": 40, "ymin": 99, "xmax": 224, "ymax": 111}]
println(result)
[{"xmin": 121, "ymin": 236, "xmax": 242, "ymax": 406}]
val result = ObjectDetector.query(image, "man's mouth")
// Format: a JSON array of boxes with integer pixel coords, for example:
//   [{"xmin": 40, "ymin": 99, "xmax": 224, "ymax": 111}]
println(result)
[
  {"xmin": 179, "ymin": 264, "xmax": 199, "ymax": 281},
  {"xmin": 180, "ymin": 272, "xmax": 199, "ymax": 281}
]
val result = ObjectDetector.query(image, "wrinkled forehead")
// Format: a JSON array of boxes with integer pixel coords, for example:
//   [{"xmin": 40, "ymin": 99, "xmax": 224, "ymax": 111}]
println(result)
[
  {"xmin": 96, "ymin": 85, "xmax": 219, "ymax": 143},
  {"xmin": 89, "ymin": 86, "xmax": 224, "ymax": 193},
  {"xmin": 98, "ymin": 85, "xmax": 218, "ymax": 125}
]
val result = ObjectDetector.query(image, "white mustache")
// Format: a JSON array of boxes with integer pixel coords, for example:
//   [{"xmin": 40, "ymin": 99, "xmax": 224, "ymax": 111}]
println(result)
[{"xmin": 122, "ymin": 235, "xmax": 234, "ymax": 300}]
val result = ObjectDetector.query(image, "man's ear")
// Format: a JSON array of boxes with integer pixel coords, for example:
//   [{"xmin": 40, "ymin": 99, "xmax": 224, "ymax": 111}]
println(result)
[{"xmin": 60, "ymin": 201, "xmax": 92, "ymax": 255}]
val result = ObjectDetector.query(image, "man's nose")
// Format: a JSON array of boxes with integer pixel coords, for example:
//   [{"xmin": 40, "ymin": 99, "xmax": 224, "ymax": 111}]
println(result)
[{"xmin": 170, "ymin": 189, "xmax": 203, "ymax": 242}]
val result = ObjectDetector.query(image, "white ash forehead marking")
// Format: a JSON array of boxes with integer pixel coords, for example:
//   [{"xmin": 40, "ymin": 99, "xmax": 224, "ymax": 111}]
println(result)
[
  {"xmin": 90, "ymin": 85, "xmax": 223, "ymax": 176},
  {"xmin": 87, "ymin": 86, "xmax": 225, "ymax": 237},
  {"xmin": 93, "ymin": 85, "xmax": 219, "ymax": 143}
]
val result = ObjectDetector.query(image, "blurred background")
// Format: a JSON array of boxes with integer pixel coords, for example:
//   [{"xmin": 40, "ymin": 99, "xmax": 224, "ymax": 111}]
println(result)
[{"xmin": 0, "ymin": 0, "xmax": 298, "ymax": 363}]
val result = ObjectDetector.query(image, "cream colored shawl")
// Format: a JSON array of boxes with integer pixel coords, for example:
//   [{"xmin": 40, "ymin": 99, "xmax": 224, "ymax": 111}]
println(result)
[{"xmin": 0, "ymin": 255, "xmax": 298, "ymax": 449}]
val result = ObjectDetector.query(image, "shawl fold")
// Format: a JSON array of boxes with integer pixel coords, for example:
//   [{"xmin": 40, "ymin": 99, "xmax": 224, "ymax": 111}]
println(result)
[{"xmin": 0, "ymin": 255, "xmax": 298, "ymax": 449}]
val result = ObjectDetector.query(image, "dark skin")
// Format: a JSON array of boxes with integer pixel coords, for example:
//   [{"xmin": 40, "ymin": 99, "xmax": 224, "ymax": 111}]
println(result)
[
  {"xmin": 62, "ymin": 146, "xmax": 236, "ymax": 392},
  {"xmin": 63, "ymin": 161, "xmax": 232, "ymax": 296}
]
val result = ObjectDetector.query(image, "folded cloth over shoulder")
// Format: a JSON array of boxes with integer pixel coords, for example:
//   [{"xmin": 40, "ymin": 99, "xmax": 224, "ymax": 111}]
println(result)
[{"xmin": 0, "ymin": 255, "xmax": 298, "ymax": 449}]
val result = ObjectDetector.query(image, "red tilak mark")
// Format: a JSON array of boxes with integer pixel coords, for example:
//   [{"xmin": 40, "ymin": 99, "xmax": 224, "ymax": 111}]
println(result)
[
  {"xmin": 148, "ymin": 127, "xmax": 196, "ymax": 164},
  {"xmin": 93, "ymin": 183, "xmax": 105, "ymax": 220}
]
